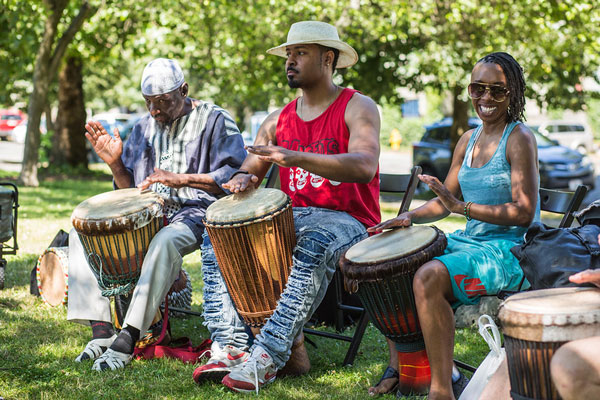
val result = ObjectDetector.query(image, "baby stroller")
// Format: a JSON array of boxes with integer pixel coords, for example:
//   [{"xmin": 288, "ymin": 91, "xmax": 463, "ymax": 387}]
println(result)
[{"xmin": 0, "ymin": 183, "xmax": 19, "ymax": 289}]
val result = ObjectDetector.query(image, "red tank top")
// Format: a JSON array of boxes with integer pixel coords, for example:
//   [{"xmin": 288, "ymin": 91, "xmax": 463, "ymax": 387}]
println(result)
[{"xmin": 275, "ymin": 88, "xmax": 380, "ymax": 228}]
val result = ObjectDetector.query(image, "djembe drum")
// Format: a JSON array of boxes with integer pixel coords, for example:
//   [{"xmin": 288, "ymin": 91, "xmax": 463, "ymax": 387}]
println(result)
[
  {"xmin": 341, "ymin": 225, "xmax": 447, "ymax": 395},
  {"xmin": 36, "ymin": 246, "xmax": 69, "ymax": 306},
  {"xmin": 498, "ymin": 287, "xmax": 600, "ymax": 400},
  {"xmin": 203, "ymin": 188, "xmax": 296, "ymax": 328},
  {"xmin": 71, "ymin": 188, "xmax": 164, "ymax": 297}
]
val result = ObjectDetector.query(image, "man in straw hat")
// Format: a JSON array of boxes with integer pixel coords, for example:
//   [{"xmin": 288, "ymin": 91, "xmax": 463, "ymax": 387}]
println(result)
[
  {"xmin": 68, "ymin": 58, "xmax": 246, "ymax": 371},
  {"xmin": 193, "ymin": 21, "xmax": 381, "ymax": 393}
]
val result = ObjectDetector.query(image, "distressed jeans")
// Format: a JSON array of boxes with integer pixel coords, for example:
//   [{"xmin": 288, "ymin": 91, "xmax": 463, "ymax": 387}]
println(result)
[{"xmin": 201, "ymin": 206, "xmax": 367, "ymax": 368}]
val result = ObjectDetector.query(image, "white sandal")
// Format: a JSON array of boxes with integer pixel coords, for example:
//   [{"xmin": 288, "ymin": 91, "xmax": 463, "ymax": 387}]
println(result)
[
  {"xmin": 75, "ymin": 334, "xmax": 117, "ymax": 362},
  {"xmin": 92, "ymin": 348, "xmax": 133, "ymax": 371}
]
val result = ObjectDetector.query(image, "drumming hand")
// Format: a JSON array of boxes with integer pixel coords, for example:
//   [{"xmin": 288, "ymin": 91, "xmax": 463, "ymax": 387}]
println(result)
[
  {"xmin": 137, "ymin": 168, "xmax": 185, "ymax": 190},
  {"xmin": 569, "ymin": 269, "xmax": 600, "ymax": 288},
  {"xmin": 418, "ymin": 174, "xmax": 461, "ymax": 214},
  {"xmin": 222, "ymin": 173, "xmax": 259, "ymax": 193},
  {"xmin": 246, "ymin": 141, "xmax": 297, "ymax": 167},
  {"xmin": 367, "ymin": 212, "xmax": 412, "ymax": 233},
  {"xmin": 85, "ymin": 121, "xmax": 123, "ymax": 165}
]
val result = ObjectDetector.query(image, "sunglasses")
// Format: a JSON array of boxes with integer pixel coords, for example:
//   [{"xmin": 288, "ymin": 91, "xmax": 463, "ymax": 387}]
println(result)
[{"xmin": 468, "ymin": 83, "xmax": 510, "ymax": 102}]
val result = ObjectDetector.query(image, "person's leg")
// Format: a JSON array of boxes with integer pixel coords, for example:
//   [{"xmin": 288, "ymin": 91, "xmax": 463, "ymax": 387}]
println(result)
[
  {"xmin": 193, "ymin": 231, "xmax": 252, "ymax": 384},
  {"xmin": 199, "ymin": 231, "xmax": 250, "ymax": 350},
  {"xmin": 66, "ymin": 228, "xmax": 117, "ymax": 361},
  {"xmin": 255, "ymin": 208, "xmax": 366, "ymax": 368},
  {"xmin": 413, "ymin": 260, "xmax": 456, "ymax": 400},
  {"xmin": 551, "ymin": 336, "xmax": 600, "ymax": 400},
  {"xmin": 223, "ymin": 208, "xmax": 367, "ymax": 392},
  {"xmin": 93, "ymin": 222, "xmax": 198, "ymax": 371},
  {"xmin": 368, "ymin": 337, "xmax": 399, "ymax": 395},
  {"xmin": 480, "ymin": 359, "xmax": 511, "ymax": 400}
]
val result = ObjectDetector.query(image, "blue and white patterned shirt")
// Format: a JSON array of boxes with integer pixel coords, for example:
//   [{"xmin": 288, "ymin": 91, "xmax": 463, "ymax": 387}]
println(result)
[{"xmin": 118, "ymin": 100, "xmax": 246, "ymax": 241}]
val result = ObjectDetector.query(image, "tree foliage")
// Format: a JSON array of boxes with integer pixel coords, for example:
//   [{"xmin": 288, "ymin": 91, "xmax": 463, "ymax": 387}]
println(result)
[{"xmin": 2, "ymin": 0, "xmax": 599, "ymax": 183}]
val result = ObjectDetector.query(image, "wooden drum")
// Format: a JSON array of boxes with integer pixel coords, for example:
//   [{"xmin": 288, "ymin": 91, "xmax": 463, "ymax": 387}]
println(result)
[
  {"xmin": 36, "ymin": 247, "xmax": 69, "ymax": 306},
  {"xmin": 204, "ymin": 188, "xmax": 296, "ymax": 327},
  {"xmin": 499, "ymin": 287, "xmax": 600, "ymax": 400},
  {"xmin": 341, "ymin": 225, "xmax": 447, "ymax": 394},
  {"xmin": 71, "ymin": 188, "xmax": 164, "ymax": 297}
]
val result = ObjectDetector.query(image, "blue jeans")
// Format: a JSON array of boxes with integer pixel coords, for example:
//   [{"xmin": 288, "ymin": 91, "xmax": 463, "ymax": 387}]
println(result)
[{"xmin": 201, "ymin": 207, "xmax": 367, "ymax": 368}]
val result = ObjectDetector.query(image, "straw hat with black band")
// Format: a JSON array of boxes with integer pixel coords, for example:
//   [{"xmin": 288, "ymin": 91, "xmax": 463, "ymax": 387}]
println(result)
[{"xmin": 266, "ymin": 21, "xmax": 358, "ymax": 69}]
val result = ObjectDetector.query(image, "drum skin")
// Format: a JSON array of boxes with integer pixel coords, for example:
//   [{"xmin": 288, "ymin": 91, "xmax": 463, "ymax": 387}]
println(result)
[
  {"xmin": 340, "ymin": 226, "xmax": 447, "ymax": 344},
  {"xmin": 36, "ymin": 247, "xmax": 69, "ymax": 307},
  {"xmin": 499, "ymin": 287, "xmax": 600, "ymax": 400},
  {"xmin": 71, "ymin": 189, "xmax": 164, "ymax": 295},
  {"xmin": 204, "ymin": 188, "xmax": 296, "ymax": 327}
]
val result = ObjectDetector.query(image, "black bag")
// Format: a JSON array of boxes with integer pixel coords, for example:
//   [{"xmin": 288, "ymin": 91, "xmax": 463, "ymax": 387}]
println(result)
[
  {"xmin": 511, "ymin": 222, "xmax": 600, "ymax": 290},
  {"xmin": 30, "ymin": 229, "xmax": 69, "ymax": 296}
]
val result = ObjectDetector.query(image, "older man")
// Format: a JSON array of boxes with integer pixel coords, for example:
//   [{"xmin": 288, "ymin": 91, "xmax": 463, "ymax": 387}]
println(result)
[
  {"xmin": 193, "ymin": 21, "xmax": 381, "ymax": 393},
  {"xmin": 67, "ymin": 58, "xmax": 246, "ymax": 371}
]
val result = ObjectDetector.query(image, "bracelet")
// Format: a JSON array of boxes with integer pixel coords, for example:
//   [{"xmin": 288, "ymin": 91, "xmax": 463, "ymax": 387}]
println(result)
[{"xmin": 464, "ymin": 201, "xmax": 473, "ymax": 221}]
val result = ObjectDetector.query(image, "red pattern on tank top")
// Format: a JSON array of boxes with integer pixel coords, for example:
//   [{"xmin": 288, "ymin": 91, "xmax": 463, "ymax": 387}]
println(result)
[{"xmin": 275, "ymin": 88, "xmax": 380, "ymax": 228}]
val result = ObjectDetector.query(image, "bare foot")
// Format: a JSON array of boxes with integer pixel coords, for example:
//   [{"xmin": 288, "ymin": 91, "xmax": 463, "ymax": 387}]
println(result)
[{"xmin": 368, "ymin": 365, "xmax": 399, "ymax": 396}]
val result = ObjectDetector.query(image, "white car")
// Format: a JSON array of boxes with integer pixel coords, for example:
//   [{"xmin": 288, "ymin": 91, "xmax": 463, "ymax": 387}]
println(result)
[
  {"xmin": 535, "ymin": 121, "xmax": 595, "ymax": 154},
  {"xmin": 9, "ymin": 118, "xmax": 46, "ymax": 144}
]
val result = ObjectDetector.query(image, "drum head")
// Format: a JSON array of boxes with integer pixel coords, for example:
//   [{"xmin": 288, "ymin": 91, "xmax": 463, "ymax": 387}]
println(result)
[
  {"xmin": 37, "ymin": 248, "xmax": 68, "ymax": 307},
  {"xmin": 205, "ymin": 188, "xmax": 289, "ymax": 224},
  {"xmin": 345, "ymin": 226, "xmax": 438, "ymax": 264},
  {"xmin": 71, "ymin": 188, "xmax": 164, "ymax": 235},
  {"xmin": 499, "ymin": 287, "xmax": 600, "ymax": 342}
]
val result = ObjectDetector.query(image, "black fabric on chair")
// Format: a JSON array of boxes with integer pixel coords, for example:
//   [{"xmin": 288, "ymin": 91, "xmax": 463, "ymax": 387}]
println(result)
[{"xmin": 457, "ymin": 185, "xmax": 589, "ymax": 374}]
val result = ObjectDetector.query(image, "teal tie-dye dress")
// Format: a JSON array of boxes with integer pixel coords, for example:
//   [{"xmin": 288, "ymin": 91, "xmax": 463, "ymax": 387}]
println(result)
[{"xmin": 434, "ymin": 121, "xmax": 540, "ymax": 306}]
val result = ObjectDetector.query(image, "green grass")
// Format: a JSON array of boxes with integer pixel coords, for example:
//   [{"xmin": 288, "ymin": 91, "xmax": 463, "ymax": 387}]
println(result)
[{"xmin": 0, "ymin": 169, "xmax": 490, "ymax": 400}]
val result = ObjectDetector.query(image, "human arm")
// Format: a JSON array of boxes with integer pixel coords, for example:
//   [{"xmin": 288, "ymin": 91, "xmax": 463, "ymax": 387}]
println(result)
[
  {"xmin": 245, "ymin": 93, "xmax": 380, "ymax": 182},
  {"xmin": 222, "ymin": 110, "xmax": 281, "ymax": 193},
  {"xmin": 137, "ymin": 168, "xmax": 222, "ymax": 193},
  {"xmin": 460, "ymin": 124, "xmax": 538, "ymax": 226},
  {"xmin": 367, "ymin": 131, "xmax": 472, "ymax": 233},
  {"xmin": 85, "ymin": 121, "xmax": 132, "ymax": 189}
]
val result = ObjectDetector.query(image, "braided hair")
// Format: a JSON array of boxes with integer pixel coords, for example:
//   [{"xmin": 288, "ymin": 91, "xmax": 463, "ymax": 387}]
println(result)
[{"xmin": 477, "ymin": 52, "xmax": 526, "ymax": 122}]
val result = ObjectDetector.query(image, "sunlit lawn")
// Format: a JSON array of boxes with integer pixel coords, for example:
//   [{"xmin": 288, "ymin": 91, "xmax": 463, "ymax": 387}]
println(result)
[{"xmin": 0, "ymin": 167, "xmax": 504, "ymax": 400}]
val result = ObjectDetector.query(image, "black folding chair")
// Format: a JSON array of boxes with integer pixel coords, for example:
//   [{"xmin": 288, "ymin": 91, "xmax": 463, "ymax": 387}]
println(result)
[{"xmin": 287, "ymin": 166, "xmax": 421, "ymax": 366}]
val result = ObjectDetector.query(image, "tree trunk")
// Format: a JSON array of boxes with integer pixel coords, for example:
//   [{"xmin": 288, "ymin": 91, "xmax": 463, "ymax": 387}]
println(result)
[
  {"xmin": 18, "ymin": 0, "xmax": 94, "ymax": 186},
  {"xmin": 45, "ymin": 101, "xmax": 55, "ymax": 134},
  {"xmin": 450, "ymin": 85, "xmax": 470, "ymax": 153},
  {"xmin": 52, "ymin": 54, "xmax": 87, "ymax": 167}
]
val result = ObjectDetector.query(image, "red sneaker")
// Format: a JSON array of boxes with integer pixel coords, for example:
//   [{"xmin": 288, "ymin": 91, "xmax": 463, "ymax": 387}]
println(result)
[
  {"xmin": 193, "ymin": 341, "xmax": 249, "ymax": 384},
  {"xmin": 222, "ymin": 346, "xmax": 278, "ymax": 394}
]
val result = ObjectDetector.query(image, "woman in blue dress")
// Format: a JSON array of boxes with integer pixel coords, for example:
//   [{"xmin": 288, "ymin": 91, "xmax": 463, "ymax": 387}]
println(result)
[{"xmin": 367, "ymin": 52, "xmax": 540, "ymax": 399}]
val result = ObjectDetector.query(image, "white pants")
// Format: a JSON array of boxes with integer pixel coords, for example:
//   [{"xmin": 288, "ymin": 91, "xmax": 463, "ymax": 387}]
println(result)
[{"xmin": 67, "ymin": 222, "xmax": 199, "ymax": 333}]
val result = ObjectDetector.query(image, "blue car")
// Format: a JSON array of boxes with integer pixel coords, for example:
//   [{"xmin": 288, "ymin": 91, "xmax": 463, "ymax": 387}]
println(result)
[{"xmin": 412, "ymin": 118, "xmax": 595, "ymax": 191}]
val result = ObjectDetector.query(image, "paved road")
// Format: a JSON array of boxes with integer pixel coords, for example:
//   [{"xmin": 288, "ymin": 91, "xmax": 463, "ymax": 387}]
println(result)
[{"xmin": 0, "ymin": 141, "xmax": 24, "ymax": 172}]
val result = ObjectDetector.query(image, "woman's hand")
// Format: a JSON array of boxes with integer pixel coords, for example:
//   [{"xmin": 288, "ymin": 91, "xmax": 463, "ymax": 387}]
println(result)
[
  {"xmin": 367, "ymin": 212, "xmax": 412, "ymax": 233},
  {"xmin": 418, "ymin": 174, "xmax": 462, "ymax": 214}
]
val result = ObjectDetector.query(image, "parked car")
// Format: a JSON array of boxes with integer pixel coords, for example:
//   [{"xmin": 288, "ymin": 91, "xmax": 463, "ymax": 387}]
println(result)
[
  {"xmin": 88, "ymin": 112, "xmax": 141, "ymax": 163},
  {"xmin": 412, "ymin": 118, "xmax": 595, "ymax": 191},
  {"xmin": 9, "ymin": 118, "xmax": 47, "ymax": 144},
  {"xmin": 0, "ymin": 109, "xmax": 26, "ymax": 141},
  {"xmin": 242, "ymin": 111, "xmax": 268, "ymax": 146},
  {"xmin": 533, "ymin": 120, "xmax": 595, "ymax": 154}
]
